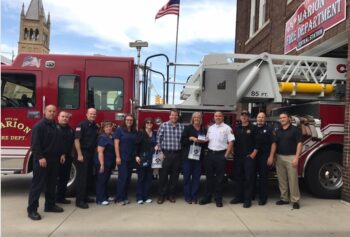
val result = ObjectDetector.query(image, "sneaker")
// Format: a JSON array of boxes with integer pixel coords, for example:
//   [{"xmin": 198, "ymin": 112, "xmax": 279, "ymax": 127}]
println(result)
[
  {"xmin": 97, "ymin": 201, "xmax": 109, "ymax": 205},
  {"xmin": 292, "ymin": 202, "xmax": 300, "ymax": 209},
  {"xmin": 108, "ymin": 197, "xmax": 115, "ymax": 202},
  {"xmin": 137, "ymin": 200, "xmax": 144, "ymax": 204},
  {"xmin": 145, "ymin": 199, "xmax": 153, "ymax": 204},
  {"xmin": 116, "ymin": 201, "xmax": 125, "ymax": 206},
  {"xmin": 276, "ymin": 200, "xmax": 290, "ymax": 205},
  {"xmin": 124, "ymin": 200, "xmax": 130, "ymax": 204}
]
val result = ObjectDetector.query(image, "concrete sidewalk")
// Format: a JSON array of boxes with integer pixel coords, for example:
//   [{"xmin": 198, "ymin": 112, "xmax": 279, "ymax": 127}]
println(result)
[{"xmin": 2, "ymin": 174, "xmax": 350, "ymax": 237}]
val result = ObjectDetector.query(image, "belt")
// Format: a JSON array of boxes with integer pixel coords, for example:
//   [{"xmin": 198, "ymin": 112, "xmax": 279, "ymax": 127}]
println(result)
[
  {"xmin": 162, "ymin": 150, "xmax": 181, "ymax": 153},
  {"xmin": 208, "ymin": 149, "xmax": 226, "ymax": 154}
]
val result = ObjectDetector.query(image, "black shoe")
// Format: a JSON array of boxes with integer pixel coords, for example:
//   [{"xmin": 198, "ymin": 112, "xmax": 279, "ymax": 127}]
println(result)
[
  {"xmin": 157, "ymin": 196, "xmax": 165, "ymax": 204},
  {"xmin": 28, "ymin": 211, "xmax": 41, "ymax": 221},
  {"xmin": 216, "ymin": 201, "xmax": 223, "ymax": 208},
  {"xmin": 243, "ymin": 201, "xmax": 252, "ymax": 208},
  {"xmin": 76, "ymin": 201, "xmax": 89, "ymax": 209},
  {"xmin": 85, "ymin": 197, "xmax": 95, "ymax": 203},
  {"xmin": 230, "ymin": 198, "xmax": 243, "ymax": 204},
  {"xmin": 199, "ymin": 198, "xmax": 212, "ymax": 205},
  {"xmin": 292, "ymin": 202, "xmax": 300, "ymax": 209},
  {"xmin": 168, "ymin": 196, "xmax": 176, "ymax": 203},
  {"xmin": 57, "ymin": 198, "xmax": 71, "ymax": 204},
  {"xmin": 276, "ymin": 200, "xmax": 290, "ymax": 205},
  {"xmin": 44, "ymin": 205, "xmax": 64, "ymax": 213},
  {"xmin": 258, "ymin": 199, "xmax": 267, "ymax": 206}
]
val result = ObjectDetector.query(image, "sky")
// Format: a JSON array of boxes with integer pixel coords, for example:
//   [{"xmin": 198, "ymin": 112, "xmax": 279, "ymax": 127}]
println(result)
[{"xmin": 1, "ymin": 0, "xmax": 237, "ymax": 103}]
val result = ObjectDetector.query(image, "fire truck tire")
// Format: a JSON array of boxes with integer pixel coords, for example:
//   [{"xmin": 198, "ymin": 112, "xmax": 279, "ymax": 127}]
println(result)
[
  {"xmin": 66, "ymin": 162, "xmax": 77, "ymax": 196},
  {"xmin": 305, "ymin": 150, "xmax": 343, "ymax": 199}
]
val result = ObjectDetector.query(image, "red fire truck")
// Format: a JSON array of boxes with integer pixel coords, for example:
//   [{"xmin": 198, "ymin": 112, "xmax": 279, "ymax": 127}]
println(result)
[{"xmin": 1, "ymin": 52, "xmax": 346, "ymax": 198}]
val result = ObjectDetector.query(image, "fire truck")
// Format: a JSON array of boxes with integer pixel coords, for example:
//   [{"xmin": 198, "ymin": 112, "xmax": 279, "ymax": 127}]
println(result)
[{"xmin": 1, "ymin": 52, "xmax": 346, "ymax": 198}]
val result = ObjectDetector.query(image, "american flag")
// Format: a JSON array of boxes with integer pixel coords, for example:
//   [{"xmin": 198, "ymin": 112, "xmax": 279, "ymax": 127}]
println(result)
[{"xmin": 155, "ymin": 0, "xmax": 180, "ymax": 20}]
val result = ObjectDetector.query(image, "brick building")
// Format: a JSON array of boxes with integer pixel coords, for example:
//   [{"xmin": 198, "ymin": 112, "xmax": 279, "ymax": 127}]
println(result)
[{"xmin": 235, "ymin": 0, "xmax": 350, "ymax": 202}]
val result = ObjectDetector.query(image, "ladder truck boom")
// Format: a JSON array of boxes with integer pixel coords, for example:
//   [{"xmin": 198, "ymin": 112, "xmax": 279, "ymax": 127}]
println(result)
[{"xmin": 180, "ymin": 53, "xmax": 347, "ymax": 108}]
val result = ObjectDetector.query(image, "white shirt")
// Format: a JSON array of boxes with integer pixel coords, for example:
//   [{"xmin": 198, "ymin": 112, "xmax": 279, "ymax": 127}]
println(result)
[{"xmin": 207, "ymin": 122, "xmax": 235, "ymax": 151}]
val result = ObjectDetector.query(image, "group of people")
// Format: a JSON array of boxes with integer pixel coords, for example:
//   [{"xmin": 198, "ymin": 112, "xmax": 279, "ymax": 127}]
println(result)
[{"xmin": 27, "ymin": 105, "xmax": 302, "ymax": 221}]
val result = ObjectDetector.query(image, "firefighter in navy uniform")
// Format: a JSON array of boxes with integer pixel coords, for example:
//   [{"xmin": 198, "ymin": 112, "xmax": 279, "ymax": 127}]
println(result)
[
  {"xmin": 56, "ymin": 111, "xmax": 75, "ymax": 204},
  {"xmin": 75, "ymin": 108, "xmax": 98, "ymax": 209},
  {"xmin": 230, "ymin": 110, "xmax": 258, "ymax": 208},
  {"xmin": 27, "ymin": 105, "xmax": 63, "ymax": 221},
  {"xmin": 255, "ymin": 112, "xmax": 273, "ymax": 205}
]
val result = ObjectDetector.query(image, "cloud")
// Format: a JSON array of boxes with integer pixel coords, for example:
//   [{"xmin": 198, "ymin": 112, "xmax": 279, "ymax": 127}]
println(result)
[{"xmin": 2, "ymin": 0, "xmax": 236, "ymax": 50}]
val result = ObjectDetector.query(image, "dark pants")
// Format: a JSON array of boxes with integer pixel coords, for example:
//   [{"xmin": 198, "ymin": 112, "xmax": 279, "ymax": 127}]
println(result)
[
  {"xmin": 158, "ymin": 151, "xmax": 182, "ymax": 197},
  {"xmin": 95, "ymin": 164, "xmax": 113, "ymax": 203},
  {"xmin": 183, "ymin": 158, "xmax": 201, "ymax": 202},
  {"xmin": 116, "ymin": 160, "xmax": 134, "ymax": 202},
  {"xmin": 76, "ymin": 150, "xmax": 94, "ymax": 203},
  {"xmin": 204, "ymin": 151, "xmax": 226, "ymax": 202},
  {"xmin": 136, "ymin": 167, "xmax": 153, "ymax": 201},
  {"xmin": 27, "ymin": 157, "xmax": 59, "ymax": 213},
  {"xmin": 256, "ymin": 151, "xmax": 269, "ymax": 201},
  {"xmin": 234, "ymin": 155, "xmax": 256, "ymax": 202},
  {"xmin": 56, "ymin": 155, "xmax": 72, "ymax": 201}
]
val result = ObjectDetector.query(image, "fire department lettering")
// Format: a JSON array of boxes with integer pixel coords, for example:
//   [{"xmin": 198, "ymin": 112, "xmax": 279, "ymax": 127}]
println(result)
[{"xmin": 1, "ymin": 119, "xmax": 31, "ymax": 134}]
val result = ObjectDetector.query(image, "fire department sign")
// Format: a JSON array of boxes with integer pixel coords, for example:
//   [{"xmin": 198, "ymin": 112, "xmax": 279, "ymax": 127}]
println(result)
[{"xmin": 284, "ymin": 0, "xmax": 346, "ymax": 54}]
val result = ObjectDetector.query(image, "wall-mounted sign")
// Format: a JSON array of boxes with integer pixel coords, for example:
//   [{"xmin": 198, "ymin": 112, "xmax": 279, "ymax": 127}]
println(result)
[{"xmin": 284, "ymin": 0, "xmax": 346, "ymax": 54}]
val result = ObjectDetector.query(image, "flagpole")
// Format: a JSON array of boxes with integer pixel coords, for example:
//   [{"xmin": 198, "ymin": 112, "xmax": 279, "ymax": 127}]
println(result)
[{"xmin": 172, "ymin": 14, "xmax": 180, "ymax": 104}]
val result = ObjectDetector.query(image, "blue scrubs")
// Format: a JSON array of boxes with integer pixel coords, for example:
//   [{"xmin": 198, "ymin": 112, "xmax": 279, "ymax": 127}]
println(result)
[
  {"xmin": 113, "ymin": 127, "xmax": 137, "ymax": 202},
  {"xmin": 94, "ymin": 134, "xmax": 115, "ymax": 203}
]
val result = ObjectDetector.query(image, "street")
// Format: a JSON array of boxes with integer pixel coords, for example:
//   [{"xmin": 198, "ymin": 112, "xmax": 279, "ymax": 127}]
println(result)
[{"xmin": 2, "ymin": 174, "xmax": 350, "ymax": 237}]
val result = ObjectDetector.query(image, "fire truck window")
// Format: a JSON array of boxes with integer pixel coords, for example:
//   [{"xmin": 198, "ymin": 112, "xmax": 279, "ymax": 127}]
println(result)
[
  {"xmin": 58, "ymin": 75, "xmax": 80, "ymax": 109},
  {"xmin": 1, "ymin": 73, "xmax": 35, "ymax": 108},
  {"xmin": 87, "ymin": 76, "xmax": 123, "ymax": 111}
]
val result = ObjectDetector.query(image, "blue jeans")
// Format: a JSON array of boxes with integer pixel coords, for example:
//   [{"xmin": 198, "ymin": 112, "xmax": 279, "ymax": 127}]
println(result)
[{"xmin": 183, "ymin": 159, "xmax": 201, "ymax": 202}]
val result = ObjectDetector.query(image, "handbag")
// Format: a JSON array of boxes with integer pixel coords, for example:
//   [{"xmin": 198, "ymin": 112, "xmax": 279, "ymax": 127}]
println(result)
[
  {"xmin": 151, "ymin": 151, "xmax": 163, "ymax": 168},
  {"xmin": 188, "ymin": 143, "xmax": 201, "ymax": 160}
]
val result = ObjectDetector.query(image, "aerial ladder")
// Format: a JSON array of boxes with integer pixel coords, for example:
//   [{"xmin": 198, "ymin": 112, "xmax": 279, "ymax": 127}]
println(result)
[{"xmin": 179, "ymin": 52, "xmax": 347, "ymax": 140}]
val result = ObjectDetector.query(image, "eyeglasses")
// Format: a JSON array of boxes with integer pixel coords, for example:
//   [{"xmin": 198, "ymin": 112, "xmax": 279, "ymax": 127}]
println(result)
[
  {"xmin": 126, "ymin": 119, "xmax": 133, "ymax": 121},
  {"xmin": 145, "ymin": 121, "xmax": 153, "ymax": 124}
]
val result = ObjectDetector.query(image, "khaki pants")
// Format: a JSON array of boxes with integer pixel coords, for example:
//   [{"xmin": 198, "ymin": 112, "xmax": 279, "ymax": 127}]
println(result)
[{"xmin": 276, "ymin": 154, "xmax": 300, "ymax": 203}]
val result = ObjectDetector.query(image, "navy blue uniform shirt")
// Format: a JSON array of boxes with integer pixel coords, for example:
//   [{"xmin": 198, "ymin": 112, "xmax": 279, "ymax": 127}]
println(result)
[
  {"xmin": 234, "ymin": 123, "xmax": 258, "ymax": 156},
  {"xmin": 57, "ymin": 124, "xmax": 74, "ymax": 156},
  {"xmin": 31, "ymin": 118, "xmax": 60, "ymax": 161},
  {"xmin": 255, "ymin": 124, "xmax": 273, "ymax": 154},
  {"xmin": 75, "ymin": 120, "xmax": 98, "ymax": 151}
]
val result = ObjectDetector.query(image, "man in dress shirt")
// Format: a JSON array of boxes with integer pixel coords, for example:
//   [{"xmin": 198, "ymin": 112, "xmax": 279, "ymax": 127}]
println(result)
[{"xmin": 199, "ymin": 111, "xmax": 235, "ymax": 207}]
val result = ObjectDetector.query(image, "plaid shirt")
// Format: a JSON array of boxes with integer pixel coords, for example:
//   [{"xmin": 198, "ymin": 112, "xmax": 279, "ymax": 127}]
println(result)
[{"xmin": 157, "ymin": 121, "xmax": 184, "ymax": 151}]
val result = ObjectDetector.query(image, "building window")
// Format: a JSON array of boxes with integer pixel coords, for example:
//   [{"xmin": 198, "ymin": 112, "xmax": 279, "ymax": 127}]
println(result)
[
  {"xmin": 258, "ymin": 0, "xmax": 266, "ymax": 28},
  {"xmin": 1, "ymin": 73, "xmax": 35, "ymax": 108},
  {"xmin": 87, "ymin": 76, "xmax": 124, "ymax": 111},
  {"xmin": 58, "ymin": 75, "xmax": 80, "ymax": 109},
  {"xmin": 24, "ymin": 28, "xmax": 28, "ymax": 40},
  {"xmin": 249, "ymin": 0, "xmax": 256, "ymax": 37}
]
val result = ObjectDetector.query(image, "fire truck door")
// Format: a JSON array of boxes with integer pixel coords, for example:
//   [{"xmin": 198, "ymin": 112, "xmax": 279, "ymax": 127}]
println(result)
[{"xmin": 1, "ymin": 71, "xmax": 43, "ymax": 172}]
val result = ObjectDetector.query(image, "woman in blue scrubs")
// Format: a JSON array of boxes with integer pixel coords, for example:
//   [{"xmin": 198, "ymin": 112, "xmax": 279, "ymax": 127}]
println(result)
[
  {"xmin": 114, "ymin": 114, "xmax": 137, "ymax": 205},
  {"xmin": 95, "ymin": 121, "xmax": 115, "ymax": 205}
]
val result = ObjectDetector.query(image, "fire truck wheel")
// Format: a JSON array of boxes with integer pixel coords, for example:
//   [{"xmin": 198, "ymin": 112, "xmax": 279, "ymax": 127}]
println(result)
[
  {"xmin": 66, "ymin": 162, "xmax": 77, "ymax": 196},
  {"xmin": 305, "ymin": 150, "xmax": 342, "ymax": 199}
]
